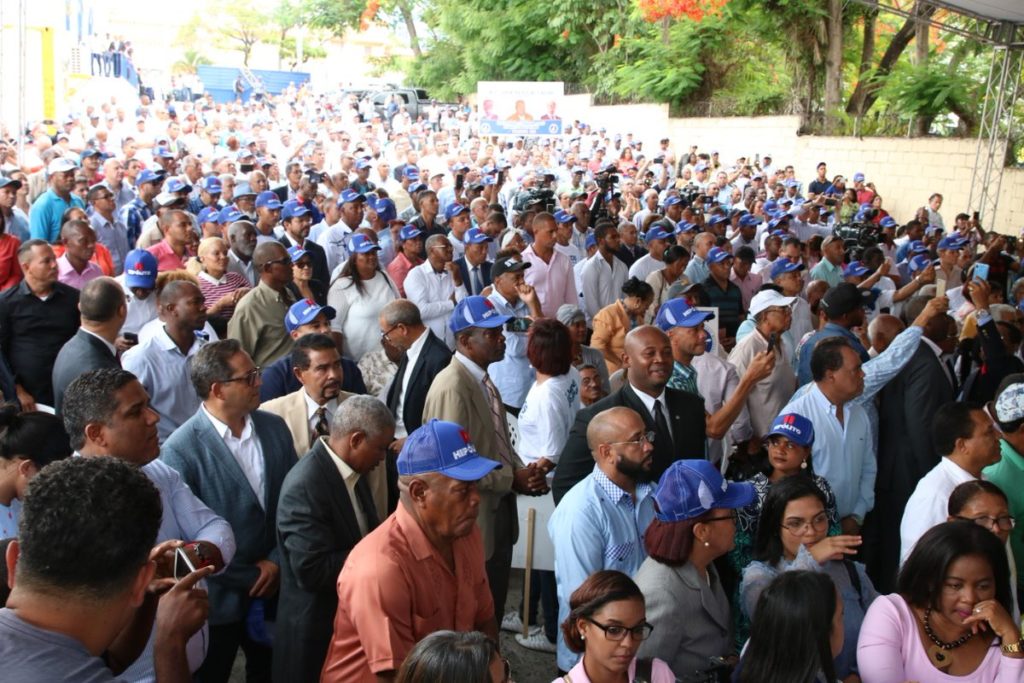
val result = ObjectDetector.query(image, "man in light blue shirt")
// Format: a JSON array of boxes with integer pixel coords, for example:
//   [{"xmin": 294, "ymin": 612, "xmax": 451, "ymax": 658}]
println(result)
[
  {"xmin": 782, "ymin": 336, "xmax": 874, "ymax": 534},
  {"xmin": 29, "ymin": 158, "xmax": 85, "ymax": 244},
  {"xmin": 797, "ymin": 283, "xmax": 872, "ymax": 385},
  {"xmin": 549, "ymin": 405, "xmax": 658, "ymax": 672},
  {"xmin": 487, "ymin": 257, "xmax": 543, "ymax": 410}
]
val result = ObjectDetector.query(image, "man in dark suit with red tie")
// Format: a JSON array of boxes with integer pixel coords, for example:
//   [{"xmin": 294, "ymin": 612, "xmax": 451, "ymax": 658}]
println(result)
[{"xmin": 274, "ymin": 395, "xmax": 396, "ymax": 683}]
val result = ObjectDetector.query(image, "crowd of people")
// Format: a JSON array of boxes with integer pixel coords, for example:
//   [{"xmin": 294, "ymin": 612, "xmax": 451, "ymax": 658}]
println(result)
[{"xmin": 0, "ymin": 80, "xmax": 1023, "ymax": 683}]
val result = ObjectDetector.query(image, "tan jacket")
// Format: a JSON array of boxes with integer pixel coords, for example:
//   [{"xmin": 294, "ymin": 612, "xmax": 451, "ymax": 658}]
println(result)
[{"xmin": 422, "ymin": 357, "xmax": 523, "ymax": 559}]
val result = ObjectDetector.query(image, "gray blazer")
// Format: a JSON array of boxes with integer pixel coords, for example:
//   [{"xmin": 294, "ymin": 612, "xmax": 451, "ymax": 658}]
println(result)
[
  {"xmin": 161, "ymin": 408, "xmax": 296, "ymax": 625},
  {"xmin": 52, "ymin": 329, "xmax": 119, "ymax": 412},
  {"xmin": 635, "ymin": 557, "xmax": 734, "ymax": 681}
]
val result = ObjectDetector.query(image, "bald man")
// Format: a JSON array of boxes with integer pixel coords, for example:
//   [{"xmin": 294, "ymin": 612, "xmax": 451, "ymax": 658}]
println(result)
[
  {"xmin": 549, "ymin": 405, "xmax": 658, "ymax": 672},
  {"xmin": 868, "ymin": 314, "xmax": 905, "ymax": 356},
  {"xmin": 553, "ymin": 325, "xmax": 707, "ymax": 503},
  {"xmin": 228, "ymin": 241, "xmax": 298, "ymax": 366}
]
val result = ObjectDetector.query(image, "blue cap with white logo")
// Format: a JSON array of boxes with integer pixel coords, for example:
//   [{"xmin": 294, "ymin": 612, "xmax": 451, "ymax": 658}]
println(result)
[
  {"xmin": 449, "ymin": 296, "xmax": 512, "ymax": 334},
  {"xmin": 282, "ymin": 200, "xmax": 311, "ymax": 220},
  {"xmin": 400, "ymin": 225, "xmax": 423, "ymax": 241},
  {"xmin": 553, "ymin": 210, "xmax": 576, "ymax": 224},
  {"xmin": 706, "ymin": 247, "xmax": 733, "ymax": 264},
  {"xmin": 938, "ymin": 235, "xmax": 965, "ymax": 250},
  {"xmin": 198, "ymin": 176, "xmax": 222, "ymax": 193},
  {"xmin": 135, "ymin": 169, "xmax": 164, "ymax": 187},
  {"xmin": 654, "ymin": 300, "xmax": 715, "ymax": 331},
  {"xmin": 256, "ymin": 191, "xmax": 282, "ymax": 210},
  {"xmin": 463, "ymin": 227, "xmax": 493, "ymax": 245},
  {"xmin": 663, "ymin": 195, "xmax": 683, "ymax": 207},
  {"xmin": 653, "ymin": 460, "xmax": 754, "ymax": 522},
  {"xmin": 398, "ymin": 419, "xmax": 502, "ymax": 481},
  {"xmin": 218, "ymin": 206, "xmax": 244, "ymax": 224},
  {"xmin": 909, "ymin": 254, "xmax": 933, "ymax": 273},
  {"xmin": 373, "ymin": 197, "xmax": 398, "ymax": 223},
  {"xmin": 769, "ymin": 259, "xmax": 805, "ymax": 280},
  {"xmin": 124, "ymin": 249, "xmax": 158, "ymax": 289},
  {"xmin": 349, "ymin": 234, "xmax": 381, "ymax": 254},
  {"xmin": 645, "ymin": 226, "xmax": 671, "ymax": 242},
  {"xmin": 766, "ymin": 413, "xmax": 815, "ymax": 447},
  {"xmin": 445, "ymin": 203, "xmax": 467, "ymax": 221},
  {"xmin": 285, "ymin": 299, "xmax": 336, "ymax": 333},
  {"xmin": 197, "ymin": 206, "xmax": 221, "ymax": 224},
  {"xmin": 338, "ymin": 188, "xmax": 365, "ymax": 205},
  {"xmin": 843, "ymin": 261, "xmax": 871, "ymax": 278}
]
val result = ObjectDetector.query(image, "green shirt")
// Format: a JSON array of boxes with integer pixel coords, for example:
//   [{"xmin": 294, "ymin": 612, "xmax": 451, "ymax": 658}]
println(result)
[
  {"xmin": 983, "ymin": 439, "xmax": 1024, "ymax": 588},
  {"xmin": 809, "ymin": 258, "xmax": 842, "ymax": 288},
  {"xmin": 227, "ymin": 281, "xmax": 297, "ymax": 367}
]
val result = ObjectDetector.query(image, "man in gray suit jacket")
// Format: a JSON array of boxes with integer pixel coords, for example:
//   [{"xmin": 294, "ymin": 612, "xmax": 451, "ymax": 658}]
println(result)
[
  {"xmin": 274, "ymin": 396, "xmax": 395, "ymax": 683},
  {"xmin": 52, "ymin": 277, "xmax": 125, "ymax": 412},
  {"xmin": 162, "ymin": 339, "xmax": 296, "ymax": 683}
]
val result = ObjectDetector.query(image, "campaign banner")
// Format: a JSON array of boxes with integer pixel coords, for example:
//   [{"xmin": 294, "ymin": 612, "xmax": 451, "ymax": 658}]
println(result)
[{"xmin": 476, "ymin": 81, "xmax": 564, "ymax": 136}]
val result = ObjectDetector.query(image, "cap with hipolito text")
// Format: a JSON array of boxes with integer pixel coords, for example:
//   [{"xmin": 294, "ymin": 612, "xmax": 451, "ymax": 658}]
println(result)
[
  {"xmin": 766, "ymin": 413, "xmax": 815, "ymax": 447},
  {"xmin": 654, "ymin": 300, "xmax": 715, "ymax": 331},
  {"xmin": 706, "ymin": 247, "xmax": 733, "ymax": 264},
  {"xmin": 397, "ymin": 419, "xmax": 502, "ymax": 481},
  {"xmin": 770, "ymin": 259, "xmax": 805, "ymax": 280},
  {"xmin": 282, "ymin": 199, "xmax": 311, "ymax": 220},
  {"xmin": 653, "ymin": 460, "xmax": 754, "ymax": 522},
  {"xmin": 449, "ymin": 295, "xmax": 512, "ymax": 334},
  {"xmin": 197, "ymin": 206, "xmax": 221, "ymax": 224},
  {"xmin": 218, "ymin": 206, "xmax": 244, "ymax": 224},
  {"xmin": 124, "ymin": 250, "xmax": 158, "ymax": 289},
  {"xmin": 843, "ymin": 261, "xmax": 871, "ymax": 278},
  {"xmin": 463, "ymin": 227, "xmax": 493, "ymax": 245},
  {"xmin": 256, "ymin": 191, "xmax": 282, "ymax": 210},
  {"xmin": 349, "ymin": 234, "xmax": 380, "ymax": 254},
  {"xmin": 285, "ymin": 299, "xmax": 336, "ymax": 333}
]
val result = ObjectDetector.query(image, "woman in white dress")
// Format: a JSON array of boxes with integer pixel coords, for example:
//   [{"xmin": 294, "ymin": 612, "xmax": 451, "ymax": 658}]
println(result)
[{"xmin": 327, "ymin": 233, "xmax": 399, "ymax": 361}]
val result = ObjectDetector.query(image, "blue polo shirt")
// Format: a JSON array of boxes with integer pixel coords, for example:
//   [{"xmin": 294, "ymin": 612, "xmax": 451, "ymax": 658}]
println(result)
[{"xmin": 29, "ymin": 190, "xmax": 85, "ymax": 243}]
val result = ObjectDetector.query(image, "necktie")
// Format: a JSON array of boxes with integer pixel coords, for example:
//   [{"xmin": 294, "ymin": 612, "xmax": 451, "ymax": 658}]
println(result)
[
  {"xmin": 354, "ymin": 475, "xmax": 380, "ymax": 532},
  {"xmin": 312, "ymin": 407, "xmax": 330, "ymax": 447},
  {"xmin": 471, "ymin": 266, "xmax": 482, "ymax": 295},
  {"xmin": 653, "ymin": 399, "xmax": 672, "ymax": 448},
  {"xmin": 482, "ymin": 374, "xmax": 515, "ymax": 467}
]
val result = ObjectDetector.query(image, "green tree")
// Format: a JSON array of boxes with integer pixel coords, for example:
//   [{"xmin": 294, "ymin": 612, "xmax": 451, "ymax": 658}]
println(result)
[
  {"xmin": 213, "ymin": 2, "xmax": 274, "ymax": 65},
  {"xmin": 172, "ymin": 49, "xmax": 213, "ymax": 75}
]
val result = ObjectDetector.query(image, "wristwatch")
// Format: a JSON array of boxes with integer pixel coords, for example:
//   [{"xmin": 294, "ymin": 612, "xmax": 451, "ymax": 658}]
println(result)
[
  {"xmin": 187, "ymin": 542, "xmax": 212, "ymax": 569},
  {"xmin": 1001, "ymin": 638, "xmax": 1023, "ymax": 655}
]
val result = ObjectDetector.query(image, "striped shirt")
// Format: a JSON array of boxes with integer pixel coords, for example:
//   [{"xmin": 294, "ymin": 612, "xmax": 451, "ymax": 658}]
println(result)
[{"xmin": 198, "ymin": 271, "xmax": 250, "ymax": 319}]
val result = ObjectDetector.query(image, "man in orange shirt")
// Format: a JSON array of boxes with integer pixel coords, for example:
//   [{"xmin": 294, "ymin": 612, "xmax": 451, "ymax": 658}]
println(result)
[{"xmin": 319, "ymin": 419, "xmax": 499, "ymax": 681}]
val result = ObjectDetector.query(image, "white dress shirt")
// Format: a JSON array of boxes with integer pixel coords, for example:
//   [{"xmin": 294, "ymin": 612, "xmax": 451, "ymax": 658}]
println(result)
[
  {"xmin": 201, "ymin": 405, "xmax": 267, "ymax": 509},
  {"xmin": 628, "ymin": 381, "xmax": 673, "ymax": 442},
  {"xmin": 320, "ymin": 436, "xmax": 369, "ymax": 536},
  {"xmin": 581, "ymin": 252, "xmax": 628, "ymax": 323},
  {"xmin": 693, "ymin": 352, "xmax": 752, "ymax": 466},
  {"xmin": 899, "ymin": 457, "xmax": 976, "ymax": 565},
  {"xmin": 405, "ymin": 261, "xmax": 467, "ymax": 349},
  {"xmin": 303, "ymin": 392, "xmax": 338, "ymax": 438},
  {"xmin": 393, "ymin": 328, "xmax": 430, "ymax": 439}
]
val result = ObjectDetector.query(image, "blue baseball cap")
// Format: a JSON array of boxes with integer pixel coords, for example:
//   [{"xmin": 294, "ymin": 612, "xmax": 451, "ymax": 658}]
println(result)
[
  {"xmin": 767, "ymin": 413, "xmax": 815, "ymax": 447},
  {"xmin": 653, "ymin": 460, "xmax": 754, "ymax": 522},
  {"xmin": 285, "ymin": 299, "xmax": 336, "ymax": 333},
  {"xmin": 445, "ymin": 203, "xmax": 467, "ymax": 221},
  {"xmin": 769, "ymin": 259, "xmax": 805, "ymax": 280},
  {"xmin": 879, "ymin": 216, "xmax": 898, "ymax": 229},
  {"xmin": 287, "ymin": 245, "xmax": 308, "ymax": 263},
  {"xmin": 907, "ymin": 240, "xmax": 929, "ymax": 255},
  {"xmin": 843, "ymin": 260, "xmax": 871, "ymax": 278},
  {"xmin": 853, "ymin": 172, "xmax": 865, "ymax": 182},
  {"xmin": 355, "ymin": 157, "xmax": 372, "ymax": 170},
  {"xmin": 398, "ymin": 419, "xmax": 502, "ymax": 481},
  {"xmin": 654, "ymin": 300, "xmax": 715, "ymax": 331},
  {"xmin": 707, "ymin": 214, "xmax": 729, "ymax": 227},
  {"xmin": 408, "ymin": 182, "xmax": 428, "ymax": 193},
  {"xmin": 706, "ymin": 247, "xmax": 733, "ymax": 264},
  {"xmin": 449, "ymin": 296, "xmax": 512, "ymax": 334},
  {"xmin": 909, "ymin": 254, "xmax": 933, "ymax": 273},
  {"xmin": 79, "ymin": 148, "xmax": 102, "ymax": 162},
  {"xmin": 482, "ymin": 176, "xmax": 497, "ymax": 187},
  {"xmin": 237, "ymin": 149, "xmax": 255, "ymax": 160},
  {"xmin": 585, "ymin": 234, "xmax": 597, "ymax": 250},
  {"xmin": 463, "ymin": 227, "xmax": 493, "ymax": 245},
  {"xmin": 373, "ymin": 197, "xmax": 398, "ymax": 223},
  {"xmin": 164, "ymin": 177, "xmax": 192, "ymax": 194},
  {"xmin": 135, "ymin": 169, "xmax": 164, "ymax": 187},
  {"xmin": 234, "ymin": 182, "xmax": 256, "ymax": 198},
  {"xmin": 938, "ymin": 235, "xmax": 965, "ymax": 250},
  {"xmin": 153, "ymin": 146, "xmax": 175, "ymax": 159},
  {"xmin": 399, "ymin": 225, "xmax": 423, "ymax": 241},
  {"xmin": 218, "ymin": 206, "xmax": 244, "ymax": 224},
  {"xmin": 256, "ymin": 191, "xmax": 282, "ymax": 210},
  {"xmin": 349, "ymin": 234, "xmax": 381, "ymax": 254},
  {"xmin": 645, "ymin": 226, "xmax": 671, "ymax": 242},
  {"xmin": 403, "ymin": 166, "xmax": 420, "ymax": 180},
  {"xmin": 553, "ymin": 210, "xmax": 576, "ymax": 224},
  {"xmin": 338, "ymin": 188, "xmax": 365, "ymax": 205},
  {"xmin": 663, "ymin": 195, "xmax": 683, "ymax": 207},
  {"xmin": 739, "ymin": 214, "xmax": 761, "ymax": 227},
  {"xmin": 198, "ymin": 176, "xmax": 222, "ymax": 193},
  {"xmin": 197, "ymin": 206, "xmax": 221, "ymax": 224},
  {"xmin": 763, "ymin": 200, "xmax": 779, "ymax": 213},
  {"xmin": 675, "ymin": 221, "xmax": 698, "ymax": 234},
  {"xmin": 282, "ymin": 200, "xmax": 311, "ymax": 220},
  {"xmin": 123, "ymin": 249, "xmax": 158, "ymax": 289}
]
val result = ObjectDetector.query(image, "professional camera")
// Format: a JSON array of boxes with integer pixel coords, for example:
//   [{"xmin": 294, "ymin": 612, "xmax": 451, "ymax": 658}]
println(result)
[
  {"xmin": 595, "ymin": 164, "xmax": 619, "ymax": 192},
  {"xmin": 514, "ymin": 187, "xmax": 556, "ymax": 214},
  {"xmin": 678, "ymin": 183, "xmax": 702, "ymax": 208},
  {"xmin": 833, "ymin": 222, "xmax": 881, "ymax": 251}
]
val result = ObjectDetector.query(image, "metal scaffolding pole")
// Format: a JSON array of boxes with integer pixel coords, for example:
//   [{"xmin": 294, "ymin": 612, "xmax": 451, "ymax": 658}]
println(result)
[{"xmin": 966, "ymin": 45, "xmax": 1023, "ymax": 228}]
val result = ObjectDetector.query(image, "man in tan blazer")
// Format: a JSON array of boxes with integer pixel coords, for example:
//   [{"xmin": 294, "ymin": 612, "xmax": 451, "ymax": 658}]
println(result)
[{"xmin": 422, "ymin": 295, "xmax": 548, "ymax": 619}]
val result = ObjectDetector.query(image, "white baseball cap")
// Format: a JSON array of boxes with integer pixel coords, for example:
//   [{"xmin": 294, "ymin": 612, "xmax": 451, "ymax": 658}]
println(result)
[{"xmin": 750, "ymin": 290, "xmax": 797, "ymax": 317}]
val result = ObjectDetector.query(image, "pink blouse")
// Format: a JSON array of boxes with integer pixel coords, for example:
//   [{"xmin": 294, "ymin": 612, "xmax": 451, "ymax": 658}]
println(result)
[
  {"xmin": 857, "ymin": 594, "xmax": 1024, "ymax": 683},
  {"xmin": 551, "ymin": 656, "xmax": 676, "ymax": 683}
]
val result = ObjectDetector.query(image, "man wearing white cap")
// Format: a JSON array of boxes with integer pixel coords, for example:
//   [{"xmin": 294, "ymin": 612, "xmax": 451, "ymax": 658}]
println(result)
[
  {"xmin": 29, "ymin": 158, "xmax": 85, "ymax": 244},
  {"xmin": 728, "ymin": 290, "xmax": 798, "ymax": 440}
]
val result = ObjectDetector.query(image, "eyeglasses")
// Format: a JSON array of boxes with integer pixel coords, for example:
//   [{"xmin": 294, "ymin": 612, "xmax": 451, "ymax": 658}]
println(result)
[
  {"xmin": 293, "ymin": 260, "xmax": 313, "ymax": 269},
  {"xmin": 703, "ymin": 511, "xmax": 738, "ymax": 524},
  {"xmin": 219, "ymin": 367, "xmax": 262, "ymax": 387},
  {"xmin": 781, "ymin": 511, "xmax": 829, "ymax": 533},
  {"xmin": 956, "ymin": 514, "xmax": 1016, "ymax": 532},
  {"xmin": 608, "ymin": 430, "xmax": 656, "ymax": 447},
  {"xmin": 585, "ymin": 617, "xmax": 654, "ymax": 642},
  {"xmin": 380, "ymin": 324, "xmax": 401, "ymax": 342},
  {"xmin": 263, "ymin": 257, "xmax": 291, "ymax": 269}
]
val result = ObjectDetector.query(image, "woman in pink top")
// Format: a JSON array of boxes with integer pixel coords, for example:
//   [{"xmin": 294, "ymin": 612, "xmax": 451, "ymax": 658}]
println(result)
[
  {"xmin": 857, "ymin": 521, "xmax": 1024, "ymax": 682},
  {"xmin": 553, "ymin": 570, "xmax": 675, "ymax": 683}
]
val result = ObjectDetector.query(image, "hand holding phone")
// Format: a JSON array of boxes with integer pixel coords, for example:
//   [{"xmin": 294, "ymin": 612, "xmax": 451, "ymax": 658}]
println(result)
[
  {"xmin": 973, "ymin": 262, "xmax": 989, "ymax": 282},
  {"xmin": 766, "ymin": 332, "xmax": 778, "ymax": 354},
  {"xmin": 174, "ymin": 546, "xmax": 198, "ymax": 581}
]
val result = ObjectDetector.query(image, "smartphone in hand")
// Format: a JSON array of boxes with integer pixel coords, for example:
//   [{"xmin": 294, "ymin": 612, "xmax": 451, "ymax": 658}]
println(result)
[
  {"xmin": 174, "ymin": 546, "xmax": 197, "ymax": 581},
  {"xmin": 973, "ymin": 262, "xmax": 990, "ymax": 282},
  {"xmin": 767, "ymin": 332, "xmax": 778, "ymax": 354}
]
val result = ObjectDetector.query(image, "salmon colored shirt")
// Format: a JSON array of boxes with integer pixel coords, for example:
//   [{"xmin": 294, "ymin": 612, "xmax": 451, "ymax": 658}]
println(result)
[
  {"xmin": 320, "ymin": 503, "xmax": 495, "ymax": 681},
  {"xmin": 147, "ymin": 240, "xmax": 187, "ymax": 272}
]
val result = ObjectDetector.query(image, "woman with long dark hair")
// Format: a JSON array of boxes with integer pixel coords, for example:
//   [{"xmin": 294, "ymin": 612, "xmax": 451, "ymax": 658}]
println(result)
[
  {"xmin": 740, "ymin": 476, "xmax": 872, "ymax": 680},
  {"xmin": 858, "ymin": 521, "xmax": 1024, "ymax": 681},
  {"xmin": 738, "ymin": 570, "xmax": 842, "ymax": 683},
  {"xmin": 327, "ymin": 233, "xmax": 398, "ymax": 361}
]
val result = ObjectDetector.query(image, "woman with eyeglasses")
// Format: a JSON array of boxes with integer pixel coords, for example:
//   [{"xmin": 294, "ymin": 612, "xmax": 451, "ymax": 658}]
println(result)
[
  {"xmin": 396, "ymin": 630, "xmax": 510, "ymax": 683},
  {"xmin": 727, "ymin": 413, "xmax": 840, "ymax": 644},
  {"xmin": 327, "ymin": 233, "xmax": 399, "ymax": 361},
  {"xmin": 858, "ymin": 521, "xmax": 1024, "ymax": 682},
  {"xmin": 740, "ymin": 476, "xmax": 873, "ymax": 682},
  {"xmin": 286, "ymin": 245, "xmax": 327, "ymax": 306},
  {"xmin": 634, "ymin": 460, "xmax": 753, "ymax": 682},
  {"xmin": 556, "ymin": 570, "xmax": 675, "ymax": 683},
  {"xmin": 947, "ymin": 480, "xmax": 1019, "ymax": 616},
  {"xmin": 737, "ymin": 570, "xmax": 844, "ymax": 683}
]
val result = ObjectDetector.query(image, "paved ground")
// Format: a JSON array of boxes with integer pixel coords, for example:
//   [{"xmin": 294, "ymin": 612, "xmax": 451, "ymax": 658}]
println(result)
[{"xmin": 229, "ymin": 570, "xmax": 557, "ymax": 682}]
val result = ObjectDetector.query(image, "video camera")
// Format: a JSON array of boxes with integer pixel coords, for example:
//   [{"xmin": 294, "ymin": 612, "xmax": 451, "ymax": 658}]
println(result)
[
  {"xmin": 833, "ymin": 221, "xmax": 882, "ymax": 251},
  {"xmin": 514, "ymin": 187, "xmax": 556, "ymax": 214}
]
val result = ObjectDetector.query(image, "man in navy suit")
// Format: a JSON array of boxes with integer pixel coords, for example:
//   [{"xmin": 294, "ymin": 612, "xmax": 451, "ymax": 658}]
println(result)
[
  {"xmin": 161, "ymin": 339, "xmax": 296, "ymax": 683},
  {"xmin": 278, "ymin": 199, "xmax": 330, "ymax": 287},
  {"xmin": 455, "ymin": 227, "xmax": 494, "ymax": 296}
]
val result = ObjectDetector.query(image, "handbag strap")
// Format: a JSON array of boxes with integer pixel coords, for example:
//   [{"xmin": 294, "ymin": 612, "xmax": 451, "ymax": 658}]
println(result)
[{"xmin": 634, "ymin": 657, "xmax": 653, "ymax": 683}]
